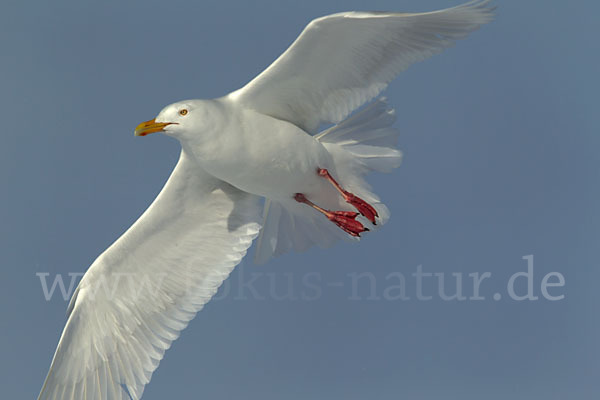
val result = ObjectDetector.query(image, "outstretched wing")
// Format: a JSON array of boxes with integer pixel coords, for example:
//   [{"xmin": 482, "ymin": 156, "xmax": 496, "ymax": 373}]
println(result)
[
  {"xmin": 38, "ymin": 150, "xmax": 262, "ymax": 400},
  {"xmin": 231, "ymin": 0, "xmax": 494, "ymax": 133}
]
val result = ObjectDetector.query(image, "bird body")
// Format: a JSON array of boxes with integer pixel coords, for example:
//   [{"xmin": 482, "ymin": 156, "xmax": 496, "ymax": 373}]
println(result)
[
  {"xmin": 168, "ymin": 98, "xmax": 337, "ymax": 203},
  {"xmin": 38, "ymin": 2, "xmax": 495, "ymax": 399}
]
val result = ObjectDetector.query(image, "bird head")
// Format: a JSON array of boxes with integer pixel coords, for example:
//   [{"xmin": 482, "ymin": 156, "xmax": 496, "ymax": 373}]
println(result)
[{"xmin": 134, "ymin": 99, "xmax": 219, "ymax": 141}]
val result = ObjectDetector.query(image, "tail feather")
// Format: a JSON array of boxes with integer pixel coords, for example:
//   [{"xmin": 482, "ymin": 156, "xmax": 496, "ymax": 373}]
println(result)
[
  {"xmin": 254, "ymin": 98, "xmax": 401, "ymax": 264},
  {"xmin": 316, "ymin": 97, "xmax": 398, "ymax": 145}
]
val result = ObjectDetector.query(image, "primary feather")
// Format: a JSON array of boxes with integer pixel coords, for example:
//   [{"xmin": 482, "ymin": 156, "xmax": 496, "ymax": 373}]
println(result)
[
  {"xmin": 232, "ymin": 0, "xmax": 494, "ymax": 133},
  {"xmin": 38, "ymin": 152, "xmax": 261, "ymax": 399}
]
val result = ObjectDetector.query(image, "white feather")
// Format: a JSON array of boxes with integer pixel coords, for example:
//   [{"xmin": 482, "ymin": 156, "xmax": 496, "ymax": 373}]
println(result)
[
  {"xmin": 38, "ymin": 151, "xmax": 262, "ymax": 399},
  {"xmin": 231, "ymin": 0, "xmax": 494, "ymax": 133},
  {"xmin": 254, "ymin": 98, "xmax": 401, "ymax": 264}
]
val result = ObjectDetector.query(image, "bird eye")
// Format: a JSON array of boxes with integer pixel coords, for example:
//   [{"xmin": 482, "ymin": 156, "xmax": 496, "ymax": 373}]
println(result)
[{"xmin": 179, "ymin": 109, "xmax": 188, "ymax": 116}]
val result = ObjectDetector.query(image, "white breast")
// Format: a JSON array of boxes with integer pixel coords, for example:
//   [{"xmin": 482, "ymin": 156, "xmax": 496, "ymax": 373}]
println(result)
[{"xmin": 187, "ymin": 104, "xmax": 336, "ymax": 202}]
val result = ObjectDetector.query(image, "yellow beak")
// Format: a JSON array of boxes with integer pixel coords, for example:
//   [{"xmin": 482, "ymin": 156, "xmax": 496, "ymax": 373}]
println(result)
[{"xmin": 134, "ymin": 119, "xmax": 175, "ymax": 136}]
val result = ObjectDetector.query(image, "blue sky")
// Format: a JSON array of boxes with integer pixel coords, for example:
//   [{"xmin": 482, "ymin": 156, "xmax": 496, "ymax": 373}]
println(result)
[{"xmin": 1, "ymin": 0, "xmax": 598, "ymax": 399}]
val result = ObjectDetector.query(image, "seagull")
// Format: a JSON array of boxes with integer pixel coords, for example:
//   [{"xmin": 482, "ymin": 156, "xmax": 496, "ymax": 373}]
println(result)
[{"xmin": 38, "ymin": 1, "xmax": 494, "ymax": 398}]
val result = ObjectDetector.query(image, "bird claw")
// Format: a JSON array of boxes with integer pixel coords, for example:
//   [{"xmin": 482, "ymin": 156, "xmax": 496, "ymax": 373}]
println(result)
[
  {"xmin": 326, "ymin": 210, "xmax": 369, "ymax": 237},
  {"xmin": 343, "ymin": 192, "xmax": 378, "ymax": 225},
  {"xmin": 316, "ymin": 168, "xmax": 378, "ymax": 225}
]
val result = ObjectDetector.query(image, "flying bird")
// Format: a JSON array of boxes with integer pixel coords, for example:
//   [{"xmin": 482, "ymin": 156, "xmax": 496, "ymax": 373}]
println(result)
[{"xmin": 38, "ymin": 1, "xmax": 494, "ymax": 398}]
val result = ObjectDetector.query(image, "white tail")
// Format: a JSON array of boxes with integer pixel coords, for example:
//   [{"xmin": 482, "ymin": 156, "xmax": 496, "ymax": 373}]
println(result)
[{"xmin": 254, "ymin": 98, "xmax": 402, "ymax": 264}]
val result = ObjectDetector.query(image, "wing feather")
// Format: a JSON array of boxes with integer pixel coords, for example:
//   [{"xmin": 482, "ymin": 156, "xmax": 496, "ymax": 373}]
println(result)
[
  {"xmin": 38, "ymin": 150, "xmax": 262, "ymax": 400},
  {"xmin": 231, "ymin": 0, "xmax": 494, "ymax": 133}
]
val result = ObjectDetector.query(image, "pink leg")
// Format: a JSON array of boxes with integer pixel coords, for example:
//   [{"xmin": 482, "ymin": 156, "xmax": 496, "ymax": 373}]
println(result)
[
  {"xmin": 317, "ymin": 168, "xmax": 379, "ymax": 225},
  {"xmin": 294, "ymin": 193, "xmax": 369, "ymax": 237}
]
